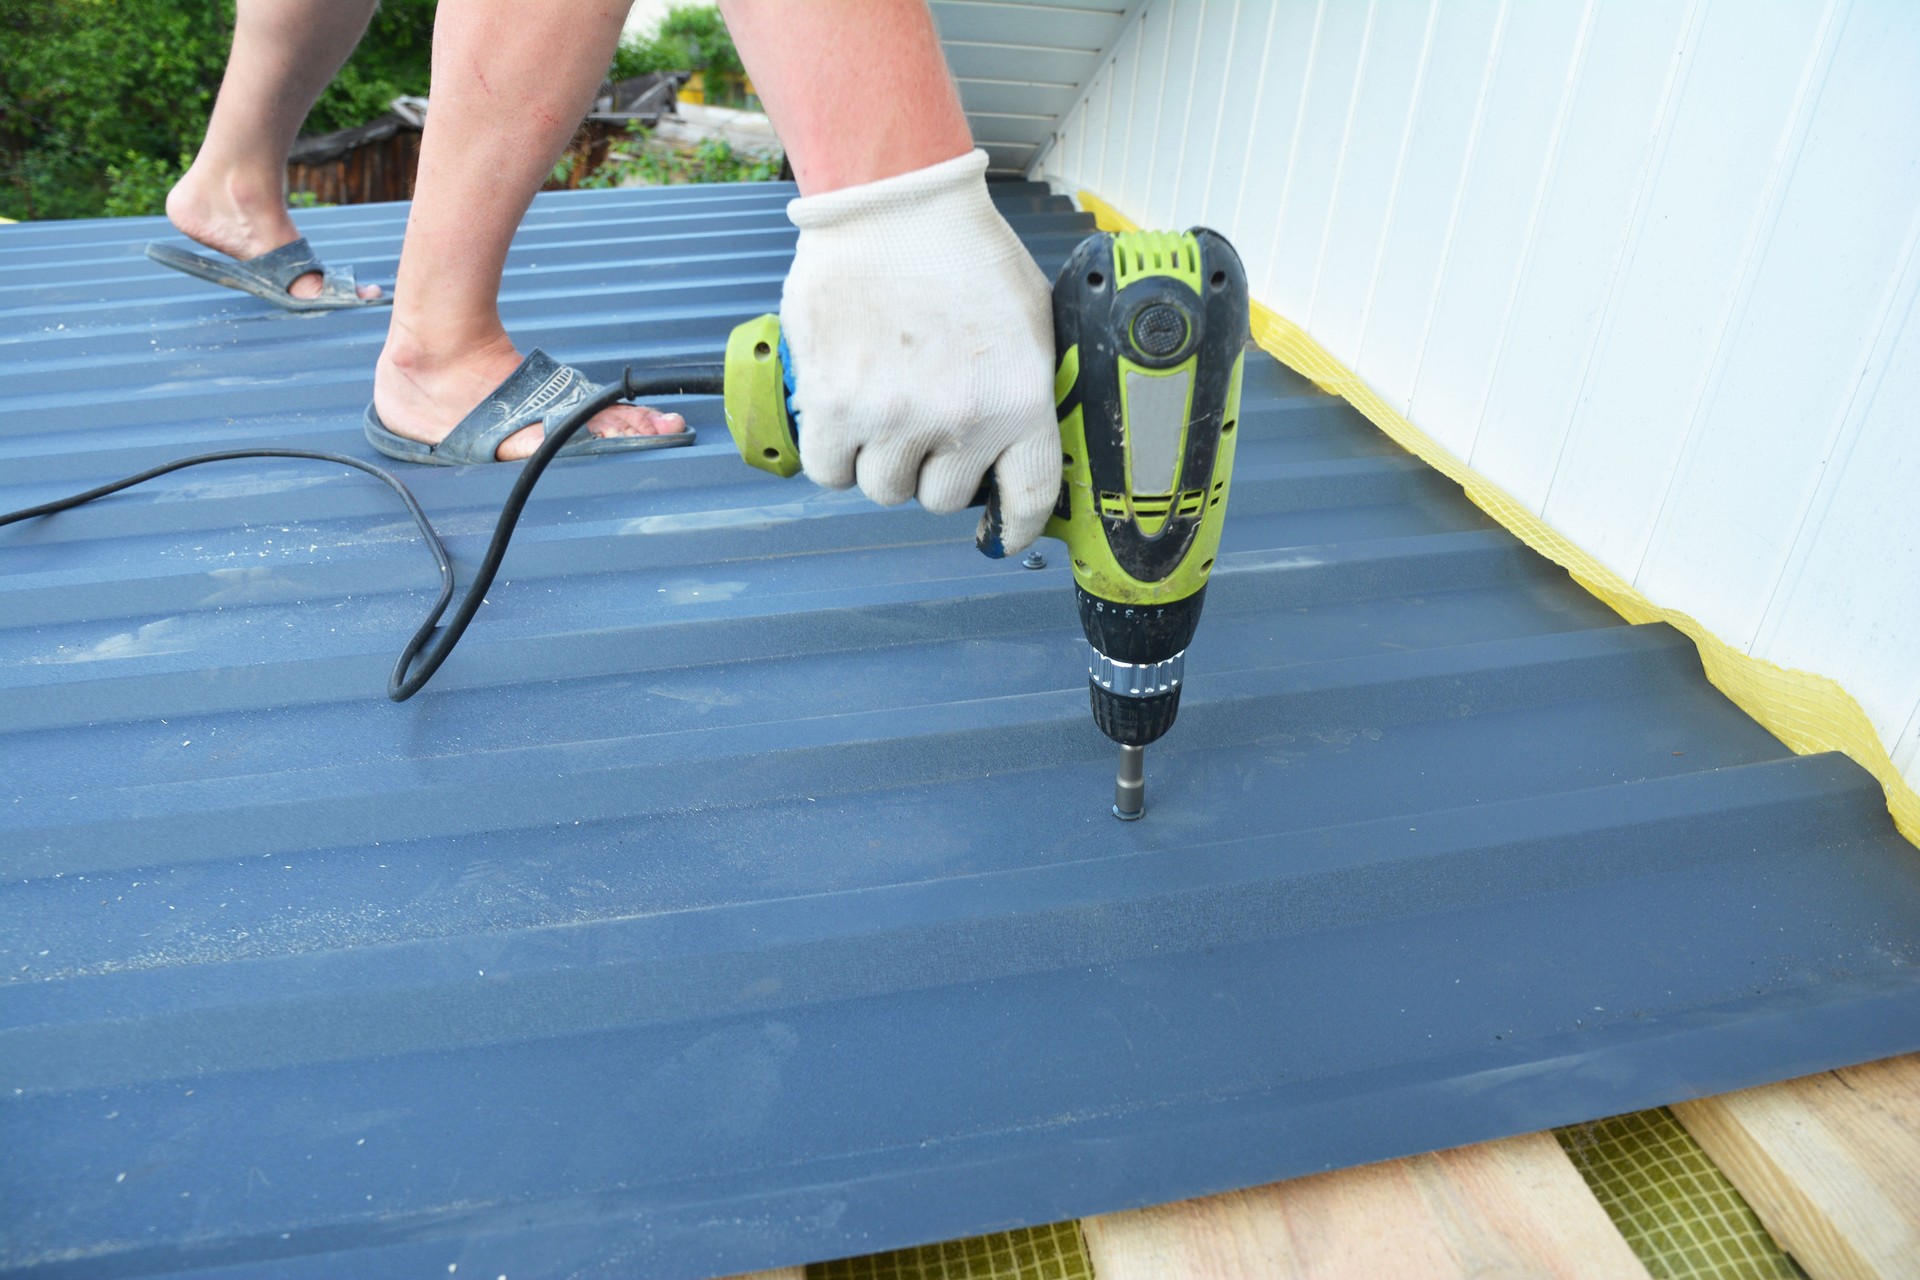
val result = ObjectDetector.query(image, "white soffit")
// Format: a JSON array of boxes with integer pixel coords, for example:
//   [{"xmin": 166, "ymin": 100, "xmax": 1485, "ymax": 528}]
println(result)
[{"xmin": 932, "ymin": 0, "xmax": 1140, "ymax": 174}]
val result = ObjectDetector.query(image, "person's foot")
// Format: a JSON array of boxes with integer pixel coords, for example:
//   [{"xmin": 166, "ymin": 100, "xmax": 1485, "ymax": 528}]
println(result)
[
  {"xmin": 374, "ymin": 329, "xmax": 685, "ymax": 461},
  {"xmin": 165, "ymin": 162, "xmax": 382, "ymax": 302}
]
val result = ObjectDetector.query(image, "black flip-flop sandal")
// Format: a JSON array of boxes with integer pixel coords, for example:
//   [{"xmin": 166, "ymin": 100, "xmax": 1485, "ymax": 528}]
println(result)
[
  {"xmin": 145, "ymin": 236, "xmax": 391, "ymax": 312},
  {"xmin": 363, "ymin": 349, "xmax": 696, "ymax": 465}
]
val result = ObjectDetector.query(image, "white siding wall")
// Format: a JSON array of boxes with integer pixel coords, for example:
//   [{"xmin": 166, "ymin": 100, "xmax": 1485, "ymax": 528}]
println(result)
[{"xmin": 1037, "ymin": 0, "xmax": 1920, "ymax": 794}]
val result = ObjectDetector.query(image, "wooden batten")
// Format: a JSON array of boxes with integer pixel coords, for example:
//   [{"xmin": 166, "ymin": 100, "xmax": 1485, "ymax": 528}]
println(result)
[
  {"xmin": 1081, "ymin": 1131, "xmax": 1651, "ymax": 1280},
  {"xmin": 1674, "ymin": 1053, "xmax": 1920, "ymax": 1280}
]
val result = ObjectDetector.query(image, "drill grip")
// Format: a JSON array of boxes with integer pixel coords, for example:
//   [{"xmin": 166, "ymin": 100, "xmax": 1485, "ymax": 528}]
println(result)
[{"xmin": 722, "ymin": 312, "xmax": 1017, "ymax": 550}]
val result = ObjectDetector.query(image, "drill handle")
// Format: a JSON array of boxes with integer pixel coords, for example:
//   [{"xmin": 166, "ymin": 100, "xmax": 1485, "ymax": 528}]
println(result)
[
  {"xmin": 973, "ymin": 475, "xmax": 1071, "ymax": 559},
  {"xmin": 726, "ymin": 313, "xmax": 1034, "ymax": 551}
]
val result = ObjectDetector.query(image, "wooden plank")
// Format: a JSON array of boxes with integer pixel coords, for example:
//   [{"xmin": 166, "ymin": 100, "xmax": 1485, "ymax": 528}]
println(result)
[
  {"xmin": 1082, "ymin": 1131, "xmax": 1650, "ymax": 1279},
  {"xmin": 1673, "ymin": 1054, "xmax": 1920, "ymax": 1280}
]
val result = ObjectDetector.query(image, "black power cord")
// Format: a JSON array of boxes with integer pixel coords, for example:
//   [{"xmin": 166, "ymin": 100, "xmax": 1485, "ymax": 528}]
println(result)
[{"xmin": 0, "ymin": 365, "xmax": 727, "ymax": 702}]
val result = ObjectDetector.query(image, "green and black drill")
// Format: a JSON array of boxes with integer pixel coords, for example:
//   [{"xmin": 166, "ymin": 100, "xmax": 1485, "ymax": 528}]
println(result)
[{"xmin": 723, "ymin": 228, "xmax": 1249, "ymax": 819}]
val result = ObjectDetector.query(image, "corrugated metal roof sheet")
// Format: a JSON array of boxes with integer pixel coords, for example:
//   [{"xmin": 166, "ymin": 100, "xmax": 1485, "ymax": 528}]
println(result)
[{"xmin": 3, "ymin": 185, "xmax": 1918, "ymax": 1280}]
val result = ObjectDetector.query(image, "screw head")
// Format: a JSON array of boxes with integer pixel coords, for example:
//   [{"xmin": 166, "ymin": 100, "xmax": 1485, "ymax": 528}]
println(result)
[{"xmin": 1022, "ymin": 550, "xmax": 1047, "ymax": 570}]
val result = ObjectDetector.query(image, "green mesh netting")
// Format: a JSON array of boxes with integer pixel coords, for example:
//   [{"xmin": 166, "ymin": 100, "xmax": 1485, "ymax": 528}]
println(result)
[{"xmin": 1556, "ymin": 1108, "xmax": 1805, "ymax": 1280}]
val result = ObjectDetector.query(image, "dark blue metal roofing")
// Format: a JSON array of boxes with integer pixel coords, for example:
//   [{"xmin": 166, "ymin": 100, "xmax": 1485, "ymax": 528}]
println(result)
[{"xmin": 3, "ymin": 185, "xmax": 1918, "ymax": 1280}]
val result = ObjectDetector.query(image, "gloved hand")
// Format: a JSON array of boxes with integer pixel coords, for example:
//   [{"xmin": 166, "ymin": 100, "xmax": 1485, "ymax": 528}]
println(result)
[{"xmin": 781, "ymin": 149, "xmax": 1061, "ymax": 554}]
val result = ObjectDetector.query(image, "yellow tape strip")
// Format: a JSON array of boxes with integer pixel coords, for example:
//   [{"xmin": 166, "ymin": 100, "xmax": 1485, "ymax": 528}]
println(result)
[{"xmin": 1077, "ymin": 189, "xmax": 1918, "ymax": 848}]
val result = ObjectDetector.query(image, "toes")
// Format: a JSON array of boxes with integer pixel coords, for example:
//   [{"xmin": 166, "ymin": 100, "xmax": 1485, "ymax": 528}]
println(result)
[
  {"xmin": 283, "ymin": 273, "xmax": 381, "ymax": 301},
  {"xmin": 489, "ymin": 403, "xmax": 686, "ymax": 461},
  {"xmin": 634, "ymin": 407, "xmax": 685, "ymax": 436},
  {"xmin": 496, "ymin": 424, "xmax": 545, "ymax": 461},
  {"xmin": 591, "ymin": 405, "xmax": 684, "ymax": 438}
]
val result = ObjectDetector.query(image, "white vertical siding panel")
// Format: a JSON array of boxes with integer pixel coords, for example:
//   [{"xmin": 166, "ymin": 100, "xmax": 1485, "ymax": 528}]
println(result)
[
  {"xmin": 1059, "ymin": 116, "xmax": 1073, "ymax": 180},
  {"xmin": 1047, "ymin": 67, "xmax": 1080, "ymax": 186},
  {"xmin": 1168, "ymin": 0, "xmax": 1240, "ymax": 230},
  {"xmin": 1540, "ymin": 0, "xmax": 1834, "ymax": 575},
  {"xmin": 1406, "ymin": 1, "xmax": 1590, "ymax": 465},
  {"xmin": 1264, "ymin": 1, "xmax": 1377, "ymax": 315},
  {"xmin": 1195, "ymin": 0, "xmax": 1268, "ymax": 230},
  {"xmin": 1044, "ymin": 80, "xmax": 1068, "ymax": 184},
  {"xmin": 1756, "ymin": 248, "xmax": 1920, "ymax": 778},
  {"xmin": 1075, "ymin": 59, "xmax": 1105, "ymax": 188},
  {"xmin": 1359, "ymin": 0, "xmax": 1508, "ymax": 412},
  {"xmin": 1755, "ymin": 214, "xmax": 1920, "ymax": 658},
  {"xmin": 1468, "ymin": 0, "xmax": 1692, "ymax": 503},
  {"xmin": 1142, "ymin": 0, "xmax": 1205, "ymax": 230},
  {"xmin": 1227, "ymin": 2, "xmax": 1326, "ymax": 301},
  {"xmin": 1095, "ymin": 17, "xmax": 1143, "ymax": 200},
  {"xmin": 1117, "ymin": 2, "xmax": 1176, "ymax": 219},
  {"xmin": 1090, "ymin": 61, "xmax": 1112, "ymax": 193},
  {"xmin": 1636, "ymin": 1, "xmax": 1920, "ymax": 646},
  {"xmin": 1308, "ymin": 0, "xmax": 1440, "ymax": 359}
]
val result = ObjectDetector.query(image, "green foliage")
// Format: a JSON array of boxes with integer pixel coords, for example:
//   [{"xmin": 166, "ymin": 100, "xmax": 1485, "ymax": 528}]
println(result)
[
  {"xmin": 0, "ymin": 0, "xmax": 433, "ymax": 221},
  {"xmin": 613, "ymin": 4, "xmax": 742, "ymax": 81},
  {"xmin": 674, "ymin": 138, "xmax": 780, "ymax": 185},
  {"xmin": 102, "ymin": 151, "xmax": 189, "ymax": 218},
  {"xmin": 306, "ymin": 2, "xmax": 435, "ymax": 135},
  {"xmin": 549, "ymin": 151, "xmax": 586, "ymax": 189},
  {"xmin": 610, "ymin": 37, "xmax": 668, "ymax": 82},
  {"xmin": 2, "ymin": 0, "xmax": 221, "ymax": 220},
  {"xmin": 598, "ymin": 135, "xmax": 780, "ymax": 189}
]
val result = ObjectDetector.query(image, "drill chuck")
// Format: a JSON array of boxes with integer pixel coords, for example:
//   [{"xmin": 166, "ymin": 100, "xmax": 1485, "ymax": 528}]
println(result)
[
  {"xmin": 1089, "ymin": 650, "xmax": 1184, "ymax": 699},
  {"xmin": 1077, "ymin": 580, "xmax": 1205, "ymax": 747},
  {"xmin": 1088, "ymin": 650, "xmax": 1185, "ymax": 746},
  {"xmin": 1091, "ymin": 684, "xmax": 1181, "ymax": 753}
]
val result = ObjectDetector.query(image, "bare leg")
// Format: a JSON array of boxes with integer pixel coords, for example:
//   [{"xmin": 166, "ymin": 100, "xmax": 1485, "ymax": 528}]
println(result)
[
  {"xmin": 371, "ymin": 0, "xmax": 681, "ymax": 458},
  {"xmin": 720, "ymin": 0, "xmax": 972, "ymax": 195},
  {"xmin": 167, "ymin": 0, "xmax": 384, "ymax": 300}
]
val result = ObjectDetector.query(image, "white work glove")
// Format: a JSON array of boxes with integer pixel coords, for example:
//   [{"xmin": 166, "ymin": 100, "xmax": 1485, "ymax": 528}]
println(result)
[{"xmin": 782, "ymin": 149, "xmax": 1061, "ymax": 554}]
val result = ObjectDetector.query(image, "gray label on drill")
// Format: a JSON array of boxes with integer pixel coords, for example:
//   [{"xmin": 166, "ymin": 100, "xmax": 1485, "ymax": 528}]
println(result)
[{"xmin": 1123, "ymin": 367, "xmax": 1193, "ymax": 497}]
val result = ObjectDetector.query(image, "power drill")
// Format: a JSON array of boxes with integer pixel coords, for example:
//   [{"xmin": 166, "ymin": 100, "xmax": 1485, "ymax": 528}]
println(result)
[{"xmin": 723, "ymin": 228, "xmax": 1249, "ymax": 819}]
